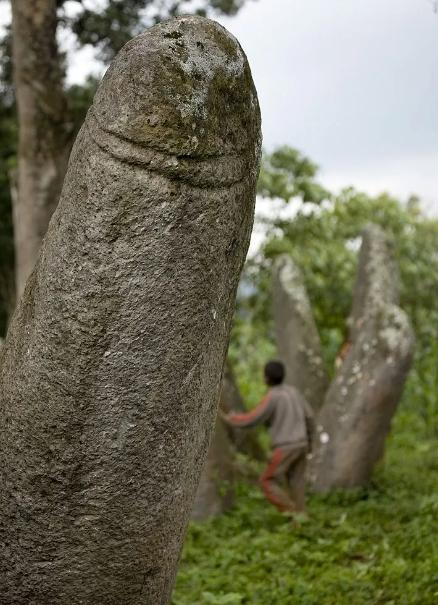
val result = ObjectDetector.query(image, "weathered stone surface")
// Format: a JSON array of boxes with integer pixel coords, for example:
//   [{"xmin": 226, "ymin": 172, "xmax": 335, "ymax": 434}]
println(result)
[
  {"xmin": 348, "ymin": 224, "xmax": 399, "ymax": 342},
  {"xmin": 191, "ymin": 416, "xmax": 235, "ymax": 521},
  {"xmin": 221, "ymin": 360, "xmax": 245, "ymax": 415},
  {"xmin": 310, "ymin": 225, "xmax": 414, "ymax": 491},
  {"xmin": 0, "ymin": 16, "xmax": 261, "ymax": 605},
  {"xmin": 273, "ymin": 254, "xmax": 329, "ymax": 410}
]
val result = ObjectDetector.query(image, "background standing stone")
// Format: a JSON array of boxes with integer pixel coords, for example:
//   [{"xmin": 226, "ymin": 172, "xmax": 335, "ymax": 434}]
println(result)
[
  {"xmin": 273, "ymin": 254, "xmax": 329, "ymax": 410},
  {"xmin": 310, "ymin": 225, "xmax": 415, "ymax": 491},
  {"xmin": 191, "ymin": 361, "xmax": 264, "ymax": 522}
]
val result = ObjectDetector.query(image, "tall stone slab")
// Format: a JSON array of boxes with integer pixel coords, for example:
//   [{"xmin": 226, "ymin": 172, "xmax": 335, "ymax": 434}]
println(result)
[
  {"xmin": 0, "ymin": 16, "xmax": 261, "ymax": 605},
  {"xmin": 273, "ymin": 254, "xmax": 329, "ymax": 410},
  {"xmin": 348, "ymin": 224, "xmax": 399, "ymax": 342},
  {"xmin": 310, "ymin": 225, "xmax": 415, "ymax": 491}
]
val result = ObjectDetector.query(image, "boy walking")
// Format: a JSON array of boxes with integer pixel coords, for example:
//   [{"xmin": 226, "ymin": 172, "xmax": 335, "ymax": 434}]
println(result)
[{"xmin": 223, "ymin": 361, "xmax": 314, "ymax": 513}]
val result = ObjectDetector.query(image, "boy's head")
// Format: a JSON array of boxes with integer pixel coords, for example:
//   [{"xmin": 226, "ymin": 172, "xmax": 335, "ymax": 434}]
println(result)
[{"xmin": 264, "ymin": 360, "xmax": 285, "ymax": 386}]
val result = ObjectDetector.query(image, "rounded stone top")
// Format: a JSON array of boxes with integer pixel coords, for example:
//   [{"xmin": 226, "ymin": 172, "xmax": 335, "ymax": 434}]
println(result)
[{"xmin": 89, "ymin": 16, "xmax": 261, "ymax": 161}]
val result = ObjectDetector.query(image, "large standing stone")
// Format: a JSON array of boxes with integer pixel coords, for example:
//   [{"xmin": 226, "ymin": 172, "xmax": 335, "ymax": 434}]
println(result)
[
  {"xmin": 273, "ymin": 254, "xmax": 329, "ymax": 410},
  {"xmin": 310, "ymin": 225, "xmax": 415, "ymax": 491},
  {"xmin": 0, "ymin": 16, "xmax": 261, "ymax": 605}
]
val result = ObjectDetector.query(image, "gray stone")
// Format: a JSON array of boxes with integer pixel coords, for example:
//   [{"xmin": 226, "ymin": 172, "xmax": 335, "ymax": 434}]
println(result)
[
  {"xmin": 348, "ymin": 223, "xmax": 399, "ymax": 342},
  {"xmin": 191, "ymin": 416, "xmax": 235, "ymax": 522},
  {"xmin": 310, "ymin": 225, "xmax": 415, "ymax": 491},
  {"xmin": 0, "ymin": 16, "xmax": 261, "ymax": 605},
  {"xmin": 191, "ymin": 361, "xmax": 264, "ymax": 522},
  {"xmin": 273, "ymin": 254, "xmax": 329, "ymax": 410}
]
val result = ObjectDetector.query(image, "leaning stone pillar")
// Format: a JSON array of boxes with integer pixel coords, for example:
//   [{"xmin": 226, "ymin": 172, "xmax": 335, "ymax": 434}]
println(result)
[
  {"xmin": 273, "ymin": 254, "xmax": 329, "ymax": 410},
  {"xmin": 191, "ymin": 361, "xmax": 265, "ymax": 522},
  {"xmin": 0, "ymin": 16, "xmax": 261, "ymax": 604},
  {"xmin": 310, "ymin": 225, "xmax": 414, "ymax": 491}
]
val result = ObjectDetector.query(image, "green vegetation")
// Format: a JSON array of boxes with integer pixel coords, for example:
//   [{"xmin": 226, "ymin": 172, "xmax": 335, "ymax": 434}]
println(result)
[
  {"xmin": 173, "ymin": 412, "xmax": 438, "ymax": 605},
  {"xmin": 233, "ymin": 146, "xmax": 438, "ymax": 435},
  {"xmin": 174, "ymin": 146, "xmax": 438, "ymax": 603}
]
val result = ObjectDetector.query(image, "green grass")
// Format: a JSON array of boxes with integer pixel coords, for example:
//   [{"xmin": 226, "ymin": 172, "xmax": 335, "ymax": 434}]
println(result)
[{"xmin": 172, "ymin": 412, "xmax": 438, "ymax": 605}]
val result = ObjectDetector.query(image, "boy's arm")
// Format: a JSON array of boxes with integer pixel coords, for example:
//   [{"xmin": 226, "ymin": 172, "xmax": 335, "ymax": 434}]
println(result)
[{"xmin": 222, "ymin": 392, "xmax": 274, "ymax": 429}]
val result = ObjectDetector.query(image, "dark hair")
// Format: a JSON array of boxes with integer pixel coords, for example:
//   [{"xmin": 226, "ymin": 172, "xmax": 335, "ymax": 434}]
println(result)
[{"xmin": 264, "ymin": 360, "xmax": 285, "ymax": 386}]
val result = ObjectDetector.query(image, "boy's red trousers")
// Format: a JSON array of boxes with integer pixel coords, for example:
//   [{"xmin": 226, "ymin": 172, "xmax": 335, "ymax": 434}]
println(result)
[{"xmin": 260, "ymin": 445, "xmax": 308, "ymax": 513}]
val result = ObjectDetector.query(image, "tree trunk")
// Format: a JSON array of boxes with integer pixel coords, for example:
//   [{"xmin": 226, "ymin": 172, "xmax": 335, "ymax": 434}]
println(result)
[
  {"xmin": 0, "ymin": 16, "xmax": 261, "ymax": 604},
  {"xmin": 310, "ymin": 225, "xmax": 415, "ymax": 491},
  {"xmin": 273, "ymin": 254, "xmax": 329, "ymax": 410},
  {"xmin": 11, "ymin": 0, "xmax": 71, "ymax": 298}
]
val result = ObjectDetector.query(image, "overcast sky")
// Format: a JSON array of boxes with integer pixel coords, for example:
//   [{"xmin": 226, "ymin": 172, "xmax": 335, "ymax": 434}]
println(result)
[{"xmin": 216, "ymin": 0, "xmax": 438, "ymax": 212}]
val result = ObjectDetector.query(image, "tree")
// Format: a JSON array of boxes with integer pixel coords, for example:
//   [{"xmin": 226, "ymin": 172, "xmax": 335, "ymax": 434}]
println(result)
[
  {"xmin": 253, "ymin": 147, "xmax": 438, "ymax": 350},
  {"xmin": 2, "ymin": 0, "xmax": 254, "ymax": 299},
  {"xmin": 11, "ymin": 0, "xmax": 72, "ymax": 297}
]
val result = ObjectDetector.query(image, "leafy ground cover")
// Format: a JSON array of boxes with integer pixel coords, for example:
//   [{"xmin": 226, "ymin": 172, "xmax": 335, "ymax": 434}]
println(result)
[{"xmin": 173, "ymin": 412, "xmax": 438, "ymax": 605}]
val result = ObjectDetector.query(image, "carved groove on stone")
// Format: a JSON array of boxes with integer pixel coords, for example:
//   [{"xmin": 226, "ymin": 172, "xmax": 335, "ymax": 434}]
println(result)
[{"xmin": 87, "ymin": 113, "xmax": 250, "ymax": 189}]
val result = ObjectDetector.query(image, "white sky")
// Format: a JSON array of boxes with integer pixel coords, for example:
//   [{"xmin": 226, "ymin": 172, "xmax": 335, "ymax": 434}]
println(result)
[
  {"xmin": 218, "ymin": 0, "xmax": 438, "ymax": 213},
  {"xmin": 2, "ymin": 0, "xmax": 438, "ymax": 217}
]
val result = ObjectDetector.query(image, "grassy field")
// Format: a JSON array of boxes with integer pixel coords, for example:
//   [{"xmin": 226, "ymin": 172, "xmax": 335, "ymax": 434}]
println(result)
[{"xmin": 172, "ymin": 412, "xmax": 438, "ymax": 605}]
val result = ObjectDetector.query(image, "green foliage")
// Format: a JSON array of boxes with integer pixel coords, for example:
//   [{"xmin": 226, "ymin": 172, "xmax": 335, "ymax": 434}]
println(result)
[
  {"xmin": 232, "ymin": 147, "xmax": 438, "ymax": 431},
  {"xmin": 257, "ymin": 145, "xmax": 330, "ymax": 205},
  {"xmin": 59, "ymin": 0, "xmax": 254, "ymax": 63},
  {"xmin": 67, "ymin": 77, "xmax": 99, "ymax": 133},
  {"xmin": 173, "ymin": 413, "xmax": 438, "ymax": 604}
]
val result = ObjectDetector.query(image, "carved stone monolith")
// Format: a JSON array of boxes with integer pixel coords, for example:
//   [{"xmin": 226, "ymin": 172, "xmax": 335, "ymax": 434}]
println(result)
[
  {"xmin": 273, "ymin": 254, "xmax": 329, "ymax": 410},
  {"xmin": 0, "ymin": 16, "xmax": 261, "ymax": 605},
  {"xmin": 310, "ymin": 225, "xmax": 415, "ymax": 491}
]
